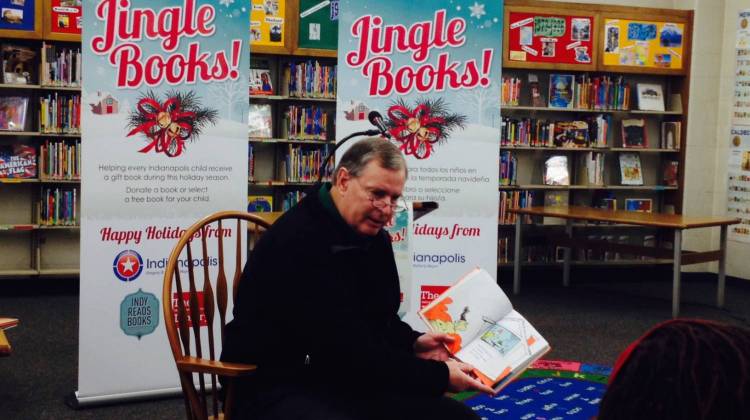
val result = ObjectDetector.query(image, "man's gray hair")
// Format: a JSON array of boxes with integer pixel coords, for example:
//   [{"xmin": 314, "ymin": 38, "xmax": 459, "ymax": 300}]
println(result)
[{"xmin": 333, "ymin": 137, "xmax": 407, "ymax": 182}]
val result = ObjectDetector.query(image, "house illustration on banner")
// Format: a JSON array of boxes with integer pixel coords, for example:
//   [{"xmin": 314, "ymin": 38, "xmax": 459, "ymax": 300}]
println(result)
[
  {"xmin": 90, "ymin": 92, "xmax": 119, "ymax": 115},
  {"xmin": 344, "ymin": 100, "xmax": 370, "ymax": 121}
]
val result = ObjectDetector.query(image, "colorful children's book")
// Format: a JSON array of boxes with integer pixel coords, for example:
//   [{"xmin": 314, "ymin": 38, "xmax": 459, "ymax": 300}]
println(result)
[
  {"xmin": 249, "ymin": 67, "xmax": 274, "ymax": 95},
  {"xmin": 248, "ymin": 104, "xmax": 273, "ymax": 138},
  {"xmin": 0, "ymin": 144, "xmax": 36, "ymax": 178},
  {"xmin": 636, "ymin": 83, "xmax": 665, "ymax": 111},
  {"xmin": 247, "ymin": 195, "xmax": 273, "ymax": 212},
  {"xmin": 0, "ymin": 96, "xmax": 28, "ymax": 131},
  {"xmin": 619, "ymin": 152, "xmax": 643, "ymax": 185},
  {"xmin": 419, "ymin": 268, "xmax": 550, "ymax": 391},
  {"xmin": 548, "ymin": 74, "xmax": 575, "ymax": 109},
  {"xmin": 544, "ymin": 155, "xmax": 570, "ymax": 186},
  {"xmin": 625, "ymin": 198, "xmax": 653, "ymax": 212},
  {"xmin": 661, "ymin": 121, "xmax": 681, "ymax": 150}
]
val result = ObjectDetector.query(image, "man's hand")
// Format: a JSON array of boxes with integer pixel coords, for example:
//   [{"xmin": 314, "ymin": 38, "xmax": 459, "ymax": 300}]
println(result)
[
  {"xmin": 446, "ymin": 360, "xmax": 495, "ymax": 395},
  {"xmin": 414, "ymin": 332, "xmax": 453, "ymax": 361}
]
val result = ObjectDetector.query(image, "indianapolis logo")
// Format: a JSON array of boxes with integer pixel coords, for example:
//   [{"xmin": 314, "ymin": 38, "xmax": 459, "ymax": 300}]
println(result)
[{"xmin": 113, "ymin": 250, "xmax": 144, "ymax": 282}]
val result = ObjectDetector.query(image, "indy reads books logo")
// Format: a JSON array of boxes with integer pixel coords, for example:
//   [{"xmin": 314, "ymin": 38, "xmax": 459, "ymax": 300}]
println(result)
[{"xmin": 418, "ymin": 268, "xmax": 550, "ymax": 391}]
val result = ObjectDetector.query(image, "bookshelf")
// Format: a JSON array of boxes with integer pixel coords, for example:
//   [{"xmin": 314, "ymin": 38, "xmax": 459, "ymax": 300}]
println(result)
[
  {"xmin": 499, "ymin": 0, "xmax": 692, "ymax": 268},
  {"xmin": 249, "ymin": 0, "xmax": 338, "ymax": 213},
  {"xmin": 0, "ymin": 36, "xmax": 81, "ymax": 278}
]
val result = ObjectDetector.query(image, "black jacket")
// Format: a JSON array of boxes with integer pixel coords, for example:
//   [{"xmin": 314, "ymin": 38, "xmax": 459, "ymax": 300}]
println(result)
[{"xmin": 221, "ymin": 184, "xmax": 449, "ymax": 396}]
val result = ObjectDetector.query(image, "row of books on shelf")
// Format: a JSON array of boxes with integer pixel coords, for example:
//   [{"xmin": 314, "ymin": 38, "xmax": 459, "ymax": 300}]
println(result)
[
  {"xmin": 498, "ymin": 234, "xmax": 661, "ymax": 264},
  {"xmin": 248, "ymin": 104, "xmax": 332, "ymax": 140},
  {"xmin": 40, "ymin": 186, "xmax": 78, "ymax": 226},
  {"xmin": 538, "ymin": 153, "xmax": 678, "ymax": 187},
  {"xmin": 0, "ymin": 94, "xmax": 82, "ymax": 133},
  {"xmin": 499, "ymin": 190, "xmax": 534, "ymax": 225},
  {"xmin": 1, "ymin": 43, "xmax": 81, "ymax": 87},
  {"xmin": 248, "ymin": 143, "xmax": 333, "ymax": 183},
  {"xmin": 501, "ymin": 115, "xmax": 609, "ymax": 148},
  {"xmin": 504, "ymin": 74, "xmax": 669, "ymax": 112},
  {"xmin": 0, "ymin": 143, "xmax": 80, "ymax": 180},
  {"xmin": 249, "ymin": 60, "xmax": 337, "ymax": 99},
  {"xmin": 39, "ymin": 93, "xmax": 81, "ymax": 134},
  {"xmin": 499, "ymin": 151, "xmax": 517, "ymax": 186}
]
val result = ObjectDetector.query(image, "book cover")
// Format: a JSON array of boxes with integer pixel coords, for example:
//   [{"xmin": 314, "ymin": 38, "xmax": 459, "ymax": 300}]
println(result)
[
  {"xmin": 661, "ymin": 121, "xmax": 681, "ymax": 150},
  {"xmin": 636, "ymin": 83, "xmax": 665, "ymax": 111},
  {"xmin": 543, "ymin": 190, "xmax": 569, "ymax": 225},
  {"xmin": 548, "ymin": 74, "xmax": 575, "ymax": 109},
  {"xmin": 621, "ymin": 118, "xmax": 647, "ymax": 148},
  {"xmin": 553, "ymin": 120, "xmax": 589, "ymax": 148},
  {"xmin": 0, "ymin": 96, "xmax": 27, "ymax": 131},
  {"xmin": 544, "ymin": 155, "xmax": 569, "ymax": 186},
  {"xmin": 1, "ymin": 44, "xmax": 35, "ymax": 85},
  {"xmin": 663, "ymin": 160, "xmax": 679, "ymax": 186},
  {"xmin": 0, "ymin": 144, "xmax": 36, "ymax": 178},
  {"xmin": 247, "ymin": 195, "xmax": 273, "ymax": 212},
  {"xmin": 249, "ymin": 67, "xmax": 274, "ymax": 95},
  {"xmin": 419, "ymin": 268, "xmax": 550, "ymax": 390},
  {"xmin": 619, "ymin": 152, "xmax": 643, "ymax": 185},
  {"xmin": 625, "ymin": 198, "xmax": 652, "ymax": 212},
  {"xmin": 248, "ymin": 104, "xmax": 273, "ymax": 138}
]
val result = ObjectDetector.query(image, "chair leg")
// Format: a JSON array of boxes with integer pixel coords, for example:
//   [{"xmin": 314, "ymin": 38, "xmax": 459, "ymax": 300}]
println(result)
[{"xmin": 224, "ymin": 382, "xmax": 236, "ymax": 420}]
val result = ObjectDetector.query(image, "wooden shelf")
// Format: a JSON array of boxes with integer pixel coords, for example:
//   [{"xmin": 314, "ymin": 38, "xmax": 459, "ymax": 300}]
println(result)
[
  {"xmin": 0, "ymin": 224, "xmax": 37, "ymax": 231},
  {"xmin": 501, "ymin": 105, "xmax": 682, "ymax": 115},
  {"xmin": 504, "ymin": 146, "xmax": 680, "ymax": 153},
  {"xmin": 249, "ymin": 137, "xmax": 334, "ymax": 144},
  {"xmin": 0, "ymin": 84, "xmax": 81, "ymax": 92},
  {"xmin": 38, "ymin": 268, "xmax": 79, "ymax": 276},
  {"xmin": 248, "ymin": 180, "xmax": 321, "ymax": 186},
  {"xmin": 0, "ymin": 269, "xmax": 40, "ymax": 277},
  {"xmin": 37, "ymin": 225, "xmax": 80, "ymax": 230},
  {"xmin": 39, "ymin": 179, "xmax": 80, "ymax": 184}
]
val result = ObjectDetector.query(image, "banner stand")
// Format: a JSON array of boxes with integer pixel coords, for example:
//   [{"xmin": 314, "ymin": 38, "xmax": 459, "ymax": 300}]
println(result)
[{"xmin": 65, "ymin": 388, "xmax": 182, "ymax": 409}]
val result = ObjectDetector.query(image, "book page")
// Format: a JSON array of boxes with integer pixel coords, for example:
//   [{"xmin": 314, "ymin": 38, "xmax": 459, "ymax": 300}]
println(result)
[
  {"xmin": 419, "ymin": 268, "xmax": 512, "ymax": 354},
  {"xmin": 455, "ymin": 310, "xmax": 549, "ymax": 386}
]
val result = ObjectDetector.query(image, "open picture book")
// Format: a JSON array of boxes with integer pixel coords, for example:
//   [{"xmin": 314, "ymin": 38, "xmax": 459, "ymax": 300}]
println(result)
[{"xmin": 418, "ymin": 268, "xmax": 550, "ymax": 391}]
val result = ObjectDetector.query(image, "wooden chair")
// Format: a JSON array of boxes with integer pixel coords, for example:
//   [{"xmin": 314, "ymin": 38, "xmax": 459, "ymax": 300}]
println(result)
[{"xmin": 162, "ymin": 211, "xmax": 271, "ymax": 420}]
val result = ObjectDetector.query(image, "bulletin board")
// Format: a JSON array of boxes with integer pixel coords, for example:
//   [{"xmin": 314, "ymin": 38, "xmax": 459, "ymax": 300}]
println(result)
[
  {"xmin": 503, "ymin": 5, "xmax": 597, "ymax": 71},
  {"xmin": 250, "ymin": 0, "xmax": 286, "ymax": 48},
  {"xmin": 0, "ymin": 0, "xmax": 42, "ymax": 39},
  {"xmin": 601, "ymin": 18, "xmax": 685, "ymax": 71},
  {"xmin": 43, "ymin": 0, "xmax": 81, "ymax": 41}
]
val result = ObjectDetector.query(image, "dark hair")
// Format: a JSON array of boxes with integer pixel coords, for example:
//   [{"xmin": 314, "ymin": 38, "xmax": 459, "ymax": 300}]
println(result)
[
  {"xmin": 333, "ymin": 137, "xmax": 407, "ymax": 183},
  {"xmin": 598, "ymin": 319, "xmax": 750, "ymax": 420}
]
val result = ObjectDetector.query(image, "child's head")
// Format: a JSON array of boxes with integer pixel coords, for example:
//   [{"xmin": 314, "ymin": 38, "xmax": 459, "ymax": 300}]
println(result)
[{"xmin": 599, "ymin": 319, "xmax": 750, "ymax": 420}]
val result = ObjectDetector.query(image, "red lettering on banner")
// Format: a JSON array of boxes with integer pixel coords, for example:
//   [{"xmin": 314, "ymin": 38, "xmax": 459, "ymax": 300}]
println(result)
[
  {"xmin": 172, "ymin": 291, "xmax": 208, "ymax": 328},
  {"xmin": 346, "ymin": 9, "xmax": 492, "ymax": 96},
  {"xmin": 91, "ymin": 0, "xmax": 239, "ymax": 88},
  {"xmin": 420, "ymin": 285, "xmax": 450, "ymax": 309}
]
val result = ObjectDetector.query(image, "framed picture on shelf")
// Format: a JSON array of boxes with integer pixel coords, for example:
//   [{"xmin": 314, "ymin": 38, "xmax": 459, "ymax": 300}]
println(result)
[
  {"xmin": 0, "ymin": 0, "xmax": 42, "ymax": 38},
  {"xmin": 621, "ymin": 118, "xmax": 647, "ymax": 148},
  {"xmin": 625, "ymin": 198, "xmax": 652, "ymax": 212},
  {"xmin": 548, "ymin": 74, "xmax": 575, "ymax": 109},
  {"xmin": 636, "ymin": 83, "xmax": 665, "ymax": 111},
  {"xmin": 42, "ymin": 0, "xmax": 81, "ymax": 40},
  {"xmin": 0, "ymin": 96, "xmax": 27, "ymax": 130}
]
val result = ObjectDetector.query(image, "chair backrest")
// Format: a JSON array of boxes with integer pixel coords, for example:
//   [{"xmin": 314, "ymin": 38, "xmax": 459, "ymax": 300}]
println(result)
[{"xmin": 162, "ymin": 211, "xmax": 271, "ymax": 420}]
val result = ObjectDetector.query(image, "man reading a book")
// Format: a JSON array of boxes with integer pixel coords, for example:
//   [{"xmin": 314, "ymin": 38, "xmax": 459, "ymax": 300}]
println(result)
[{"xmin": 222, "ymin": 137, "xmax": 492, "ymax": 419}]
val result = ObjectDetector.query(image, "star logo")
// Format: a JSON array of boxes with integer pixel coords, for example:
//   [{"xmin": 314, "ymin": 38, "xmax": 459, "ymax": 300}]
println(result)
[
  {"xmin": 113, "ymin": 250, "xmax": 144, "ymax": 282},
  {"xmin": 469, "ymin": 2, "xmax": 486, "ymax": 19}
]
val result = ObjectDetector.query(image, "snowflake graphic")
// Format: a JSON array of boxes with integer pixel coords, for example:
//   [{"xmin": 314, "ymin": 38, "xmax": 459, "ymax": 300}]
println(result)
[
  {"xmin": 219, "ymin": 0, "xmax": 234, "ymax": 7},
  {"xmin": 469, "ymin": 2, "xmax": 486, "ymax": 19}
]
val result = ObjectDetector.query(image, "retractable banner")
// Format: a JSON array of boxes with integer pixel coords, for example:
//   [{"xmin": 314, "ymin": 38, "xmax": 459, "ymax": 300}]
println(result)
[
  {"xmin": 336, "ymin": 1, "xmax": 502, "ymax": 324},
  {"xmin": 79, "ymin": 0, "xmax": 248, "ymax": 403}
]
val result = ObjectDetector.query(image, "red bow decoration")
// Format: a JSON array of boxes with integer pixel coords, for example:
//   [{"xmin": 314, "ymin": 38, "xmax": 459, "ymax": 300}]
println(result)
[
  {"xmin": 387, "ymin": 104, "xmax": 445, "ymax": 159},
  {"xmin": 127, "ymin": 97, "xmax": 195, "ymax": 157}
]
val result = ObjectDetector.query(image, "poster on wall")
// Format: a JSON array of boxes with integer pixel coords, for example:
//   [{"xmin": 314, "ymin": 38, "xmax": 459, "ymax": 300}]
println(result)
[
  {"xmin": 78, "ymin": 0, "xmax": 249, "ymax": 404},
  {"xmin": 0, "ymin": 0, "xmax": 38, "ymax": 33},
  {"xmin": 602, "ymin": 18, "xmax": 685, "ymax": 70},
  {"xmin": 336, "ymin": 1, "xmax": 501, "ymax": 324},
  {"xmin": 47, "ymin": 0, "xmax": 81, "ymax": 35},
  {"xmin": 727, "ymin": 127, "xmax": 750, "ymax": 244},
  {"xmin": 250, "ymin": 0, "xmax": 285, "ymax": 47},
  {"xmin": 734, "ymin": 9, "xmax": 750, "ymax": 126},
  {"xmin": 507, "ymin": 12, "xmax": 593, "ymax": 65}
]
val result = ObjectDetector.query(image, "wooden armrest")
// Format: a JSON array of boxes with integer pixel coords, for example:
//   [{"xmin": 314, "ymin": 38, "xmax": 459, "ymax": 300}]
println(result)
[
  {"xmin": 0, "ymin": 329, "xmax": 10, "ymax": 356},
  {"xmin": 176, "ymin": 357, "xmax": 257, "ymax": 377}
]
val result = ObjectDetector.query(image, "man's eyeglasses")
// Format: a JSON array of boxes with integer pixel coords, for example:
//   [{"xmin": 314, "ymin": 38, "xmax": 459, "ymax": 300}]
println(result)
[{"xmin": 368, "ymin": 195, "xmax": 408, "ymax": 213}]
